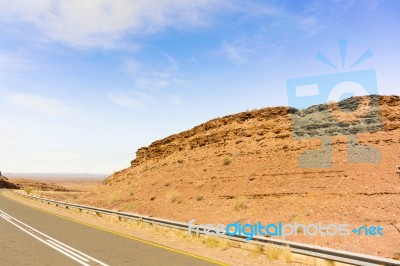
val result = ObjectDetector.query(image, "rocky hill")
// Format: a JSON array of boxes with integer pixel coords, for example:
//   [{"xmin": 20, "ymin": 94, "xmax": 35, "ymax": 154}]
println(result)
[
  {"xmin": 67, "ymin": 95, "xmax": 399, "ymax": 257},
  {"xmin": 0, "ymin": 175, "xmax": 20, "ymax": 189}
]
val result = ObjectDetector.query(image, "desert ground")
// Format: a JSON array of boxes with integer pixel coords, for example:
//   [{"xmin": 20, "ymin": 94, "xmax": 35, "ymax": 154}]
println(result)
[{"xmin": 7, "ymin": 95, "xmax": 400, "ymax": 260}]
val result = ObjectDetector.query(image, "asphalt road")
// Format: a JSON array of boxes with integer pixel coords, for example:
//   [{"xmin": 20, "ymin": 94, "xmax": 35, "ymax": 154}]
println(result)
[{"xmin": 0, "ymin": 193, "xmax": 222, "ymax": 266}]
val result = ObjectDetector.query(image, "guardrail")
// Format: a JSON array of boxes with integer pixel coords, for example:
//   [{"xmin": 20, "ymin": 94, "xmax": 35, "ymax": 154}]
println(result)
[{"xmin": 11, "ymin": 191, "xmax": 400, "ymax": 266}]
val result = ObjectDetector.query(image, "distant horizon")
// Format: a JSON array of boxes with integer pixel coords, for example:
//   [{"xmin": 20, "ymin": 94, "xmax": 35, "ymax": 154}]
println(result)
[{"xmin": 3, "ymin": 173, "xmax": 108, "ymax": 179}]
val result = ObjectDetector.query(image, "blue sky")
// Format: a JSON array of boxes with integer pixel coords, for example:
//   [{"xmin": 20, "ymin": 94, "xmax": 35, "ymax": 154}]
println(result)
[{"xmin": 0, "ymin": 0, "xmax": 398, "ymax": 174}]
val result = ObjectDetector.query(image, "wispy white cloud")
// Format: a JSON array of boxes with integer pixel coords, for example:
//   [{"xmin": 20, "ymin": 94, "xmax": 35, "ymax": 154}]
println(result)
[
  {"xmin": 0, "ymin": 53, "xmax": 35, "ymax": 80},
  {"xmin": 0, "ymin": 0, "xmax": 225, "ymax": 49},
  {"xmin": 219, "ymin": 41, "xmax": 253, "ymax": 65},
  {"xmin": 167, "ymin": 95, "xmax": 182, "ymax": 106},
  {"xmin": 292, "ymin": 16, "xmax": 328, "ymax": 36},
  {"xmin": 116, "ymin": 52, "xmax": 184, "ymax": 109},
  {"xmin": 108, "ymin": 91, "xmax": 156, "ymax": 109},
  {"xmin": 228, "ymin": 1, "xmax": 286, "ymax": 17},
  {"xmin": 122, "ymin": 52, "xmax": 183, "ymax": 90},
  {"xmin": 288, "ymin": 1, "xmax": 357, "ymax": 36},
  {"xmin": 0, "ymin": 53, "xmax": 32, "ymax": 70},
  {"xmin": 213, "ymin": 1, "xmax": 358, "ymax": 65},
  {"xmin": 5, "ymin": 92, "xmax": 81, "ymax": 117},
  {"xmin": 123, "ymin": 59, "xmax": 142, "ymax": 73}
]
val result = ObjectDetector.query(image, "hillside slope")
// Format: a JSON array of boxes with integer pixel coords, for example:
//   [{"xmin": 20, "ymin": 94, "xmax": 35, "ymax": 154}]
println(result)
[{"xmin": 74, "ymin": 95, "xmax": 400, "ymax": 257}]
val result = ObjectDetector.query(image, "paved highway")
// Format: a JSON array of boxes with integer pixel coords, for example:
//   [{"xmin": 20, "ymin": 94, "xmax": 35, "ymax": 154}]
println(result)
[{"xmin": 0, "ymin": 193, "xmax": 222, "ymax": 266}]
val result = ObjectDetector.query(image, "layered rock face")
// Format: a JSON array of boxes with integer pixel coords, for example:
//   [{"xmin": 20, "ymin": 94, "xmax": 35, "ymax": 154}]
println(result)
[{"xmin": 81, "ymin": 95, "xmax": 399, "ymax": 257}]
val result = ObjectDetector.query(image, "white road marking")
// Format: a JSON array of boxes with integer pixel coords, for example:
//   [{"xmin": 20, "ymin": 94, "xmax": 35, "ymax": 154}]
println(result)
[
  {"xmin": 0, "ymin": 213, "xmax": 89, "ymax": 265},
  {"xmin": 0, "ymin": 210, "xmax": 108, "ymax": 266},
  {"xmin": 1, "ymin": 212, "xmax": 12, "ymax": 219},
  {"xmin": 47, "ymin": 239, "xmax": 90, "ymax": 262},
  {"xmin": 0, "ymin": 214, "xmax": 10, "ymax": 220}
]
